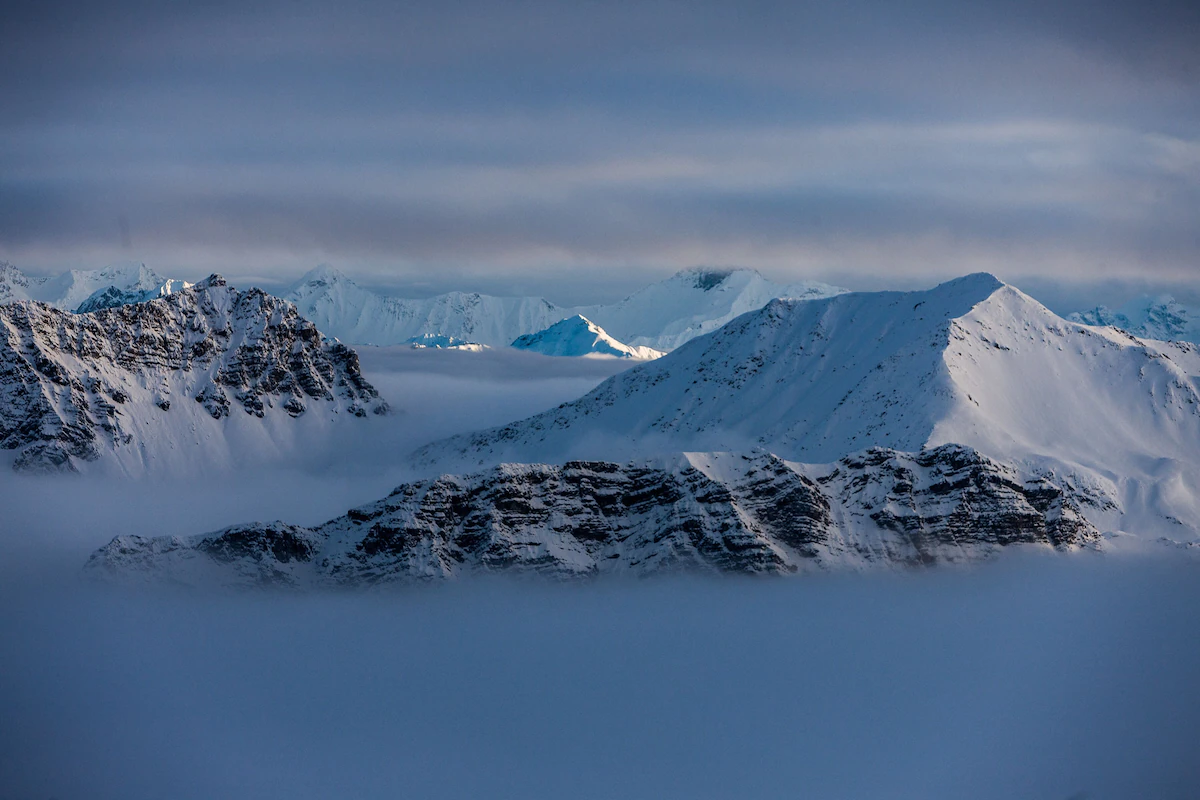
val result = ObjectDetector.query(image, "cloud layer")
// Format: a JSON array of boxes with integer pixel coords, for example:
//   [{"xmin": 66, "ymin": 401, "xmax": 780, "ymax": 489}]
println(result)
[{"xmin": 2, "ymin": 0, "xmax": 1197, "ymax": 298}]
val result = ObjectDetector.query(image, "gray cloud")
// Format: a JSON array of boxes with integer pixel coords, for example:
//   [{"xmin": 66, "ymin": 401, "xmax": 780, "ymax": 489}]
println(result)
[{"xmin": 1, "ymin": 0, "xmax": 1197, "ymax": 299}]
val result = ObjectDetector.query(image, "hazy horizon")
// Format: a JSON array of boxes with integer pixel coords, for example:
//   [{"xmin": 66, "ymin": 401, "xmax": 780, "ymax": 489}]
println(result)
[{"xmin": 3, "ymin": 0, "xmax": 1197, "ymax": 308}]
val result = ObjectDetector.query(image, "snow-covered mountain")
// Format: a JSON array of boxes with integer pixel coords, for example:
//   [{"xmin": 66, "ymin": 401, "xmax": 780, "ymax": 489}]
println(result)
[
  {"xmin": 85, "ymin": 271, "xmax": 1200, "ymax": 585},
  {"xmin": 0, "ymin": 261, "xmax": 191, "ymax": 313},
  {"xmin": 86, "ymin": 444, "xmax": 1101, "ymax": 586},
  {"xmin": 1068, "ymin": 295, "xmax": 1199, "ymax": 344},
  {"xmin": 75, "ymin": 277, "xmax": 193, "ymax": 314},
  {"xmin": 0, "ymin": 275, "xmax": 388, "ymax": 475},
  {"xmin": 284, "ymin": 265, "xmax": 846, "ymax": 351},
  {"xmin": 416, "ymin": 273, "xmax": 1200, "ymax": 540},
  {"xmin": 580, "ymin": 267, "xmax": 848, "ymax": 351},
  {"xmin": 0, "ymin": 262, "xmax": 46, "ymax": 305},
  {"xmin": 285, "ymin": 265, "xmax": 568, "ymax": 347},
  {"xmin": 511, "ymin": 315, "xmax": 664, "ymax": 359}
]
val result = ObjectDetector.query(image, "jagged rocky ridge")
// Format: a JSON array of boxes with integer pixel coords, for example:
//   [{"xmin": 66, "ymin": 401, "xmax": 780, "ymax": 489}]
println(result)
[
  {"xmin": 0, "ymin": 275, "xmax": 387, "ymax": 473},
  {"xmin": 75, "ymin": 278, "xmax": 193, "ymax": 313},
  {"xmin": 86, "ymin": 445, "xmax": 1101, "ymax": 586},
  {"xmin": 1068, "ymin": 295, "xmax": 1199, "ymax": 344}
]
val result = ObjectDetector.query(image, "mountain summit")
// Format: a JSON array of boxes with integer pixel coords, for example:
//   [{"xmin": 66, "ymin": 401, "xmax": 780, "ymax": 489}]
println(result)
[
  {"xmin": 511, "ymin": 315, "xmax": 664, "ymax": 359},
  {"xmin": 416, "ymin": 273, "xmax": 1200, "ymax": 537}
]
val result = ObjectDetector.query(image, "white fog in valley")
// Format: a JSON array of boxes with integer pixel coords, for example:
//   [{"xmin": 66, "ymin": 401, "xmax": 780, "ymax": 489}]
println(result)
[
  {"xmin": 0, "ymin": 348, "xmax": 630, "ymax": 572},
  {"xmin": 2, "ymin": 348, "xmax": 1199, "ymax": 800},
  {"xmin": 2, "ymin": 565, "xmax": 1199, "ymax": 799}
]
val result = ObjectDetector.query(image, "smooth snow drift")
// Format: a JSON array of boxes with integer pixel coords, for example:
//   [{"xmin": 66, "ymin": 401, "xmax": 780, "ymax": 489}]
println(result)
[{"xmin": 511, "ymin": 315, "xmax": 664, "ymax": 359}]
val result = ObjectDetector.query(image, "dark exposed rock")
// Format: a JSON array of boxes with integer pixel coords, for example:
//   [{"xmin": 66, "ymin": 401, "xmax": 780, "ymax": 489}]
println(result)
[
  {"xmin": 0, "ymin": 275, "xmax": 389, "ymax": 472},
  {"xmin": 86, "ymin": 445, "xmax": 1104, "ymax": 586}
]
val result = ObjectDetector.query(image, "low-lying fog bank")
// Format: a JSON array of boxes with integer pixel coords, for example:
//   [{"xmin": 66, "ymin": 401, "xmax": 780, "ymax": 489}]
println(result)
[
  {"xmin": 0, "ymin": 347, "xmax": 631, "ymax": 571},
  {"xmin": 2, "ymin": 347, "xmax": 1197, "ymax": 799},
  {"xmin": 1, "ymin": 560, "xmax": 1197, "ymax": 799}
]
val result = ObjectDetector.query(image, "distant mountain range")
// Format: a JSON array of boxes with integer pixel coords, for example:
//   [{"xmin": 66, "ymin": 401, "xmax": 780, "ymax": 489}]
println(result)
[
  {"xmin": 7, "ymin": 259, "xmax": 1197, "ymax": 350},
  {"xmin": 0, "ymin": 261, "xmax": 191, "ymax": 313},
  {"xmin": 88, "ymin": 273, "xmax": 1200, "ymax": 585},
  {"xmin": 1068, "ymin": 296, "xmax": 1199, "ymax": 343},
  {"xmin": 284, "ymin": 265, "xmax": 848, "ymax": 351}
]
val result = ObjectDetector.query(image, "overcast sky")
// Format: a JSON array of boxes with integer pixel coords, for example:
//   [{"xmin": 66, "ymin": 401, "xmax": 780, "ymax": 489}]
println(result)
[{"xmin": 2, "ymin": 0, "xmax": 1197, "ymax": 304}]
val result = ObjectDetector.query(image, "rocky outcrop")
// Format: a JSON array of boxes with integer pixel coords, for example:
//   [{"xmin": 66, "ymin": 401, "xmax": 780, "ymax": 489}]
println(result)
[
  {"xmin": 0, "ymin": 275, "xmax": 388, "ymax": 472},
  {"xmin": 85, "ymin": 445, "xmax": 1103, "ymax": 586}
]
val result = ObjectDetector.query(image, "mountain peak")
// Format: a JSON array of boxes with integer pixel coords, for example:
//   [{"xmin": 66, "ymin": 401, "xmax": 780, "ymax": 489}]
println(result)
[
  {"xmin": 297, "ymin": 264, "xmax": 352, "ymax": 287},
  {"xmin": 511, "ymin": 314, "xmax": 664, "ymax": 359}
]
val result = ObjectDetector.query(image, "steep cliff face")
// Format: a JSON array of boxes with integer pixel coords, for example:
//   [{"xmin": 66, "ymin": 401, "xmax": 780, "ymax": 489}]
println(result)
[
  {"xmin": 85, "ymin": 445, "xmax": 1102, "ymax": 586},
  {"xmin": 0, "ymin": 275, "xmax": 388, "ymax": 474}
]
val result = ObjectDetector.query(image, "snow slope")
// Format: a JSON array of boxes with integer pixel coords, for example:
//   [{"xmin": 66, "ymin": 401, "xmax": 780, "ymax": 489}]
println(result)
[
  {"xmin": 0, "ymin": 275, "xmax": 388, "ymax": 476},
  {"xmin": 511, "ymin": 315, "xmax": 664, "ymax": 359},
  {"xmin": 1069, "ymin": 295, "xmax": 1199, "ymax": 344},
  {"xmin": 0, "ymin": 261, "xmax": 191, "ymax": 312},
  {"xmin": 284, "ymin": 265, "xmax": 846, "ymax": 351},
  {"xmin": 416, "ymin": 274, "xmax": 1200, "ymax": 539}
]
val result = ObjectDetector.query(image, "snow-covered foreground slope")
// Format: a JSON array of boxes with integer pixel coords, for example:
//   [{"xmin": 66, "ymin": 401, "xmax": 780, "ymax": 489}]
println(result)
[
  {"xmin": 417, "ymin": 274, "xmax": 1200, "ymax": 539},
  {"xmin": 579, "ymin": 266, "xmax": 847, "ymax": 351},
  {"xmin": 87, "ymin": 444, "xmax": 1102, "ymax": 586},
  {"xmin": 1069, "ymin": 295, "xmax": 1199, "ymax": 343},
  {"xmin": 511, "ymin": 315, "xmax": 664, "ymax": 359},
  {"xmin": 285, "ymin": 265, "xmax": 846, "ymax": 351},
  {"xmin": 0, "ymin": 261, "xmax": 191, "ymax": 313},
  {"xmin": 0, "ymin": 276, "xmax": 388, "ymax": 475}
]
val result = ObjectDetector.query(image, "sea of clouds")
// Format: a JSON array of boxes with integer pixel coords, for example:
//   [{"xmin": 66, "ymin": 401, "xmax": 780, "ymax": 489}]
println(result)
[{"xmin": 1, "ymin": 348, "xmax": 1198, "ymax": 799}]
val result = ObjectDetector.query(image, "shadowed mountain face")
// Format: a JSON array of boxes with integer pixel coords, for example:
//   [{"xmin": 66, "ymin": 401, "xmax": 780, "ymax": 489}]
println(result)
[{"xmin": 0, "ymin": 275, "xmax": 387, "ymax": 474}]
